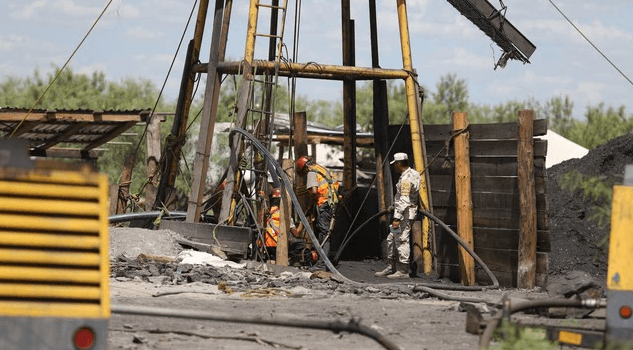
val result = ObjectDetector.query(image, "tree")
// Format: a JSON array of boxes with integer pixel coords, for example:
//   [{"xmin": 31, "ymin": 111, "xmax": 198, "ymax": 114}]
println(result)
[
  {"xmin": 542, "ymin": 95, "xmax": 575, "ymax": 137},
  {"xmin": 567, "ymin": 104, "xmax": 633, "ymax": 149}
]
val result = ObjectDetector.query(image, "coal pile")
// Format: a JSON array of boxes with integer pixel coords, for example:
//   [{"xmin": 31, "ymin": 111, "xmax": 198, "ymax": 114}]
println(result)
[{"xmin": 547, "ymin": 132, "xmax": 633, "ymax": 285}]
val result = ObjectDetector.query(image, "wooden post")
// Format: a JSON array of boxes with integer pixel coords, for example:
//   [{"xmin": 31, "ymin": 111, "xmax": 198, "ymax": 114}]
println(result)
[
  {"xmin": 186, "ymin": 0, "xmax": 226, "ymax": 222},
  {"xmin": 117, "ymin": 153, "xmax": 136, "ymax": 214},
  {"xmin": 277, "ymin": 159, "xmax": 293, "ymax": 266},
  {"xmin": 294, "ymin": 111, "xmax": 308, "ymax": 210},
  {"xmin": 342, "ymin": 1, "xmax": 357, "ymax": 193},
  {"xmin": 517, "ymin": 109, "xmax": 537, "ymax": 288},
  {"xmin": 145, "ymin": 113, "xmax": 161, "ymax": 211},
  {"xmin": 453, "ymin": 112, "xmax": 475, "ymax": 286}
]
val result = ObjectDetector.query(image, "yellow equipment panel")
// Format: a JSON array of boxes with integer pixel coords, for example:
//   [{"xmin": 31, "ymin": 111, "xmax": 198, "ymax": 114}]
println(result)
[
  {"xmin": 0, "ymin": 166, "xmax": 110, "ymax": 319},
  {"xmin": 608, "ymin": 185, "xmax": 633, "ymax": 291}
]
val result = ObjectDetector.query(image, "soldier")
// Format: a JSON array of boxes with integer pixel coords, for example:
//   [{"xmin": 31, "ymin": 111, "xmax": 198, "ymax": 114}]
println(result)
[{"xmin": 376, "ymin": 152, "xmax": 420, "ymax": 278}]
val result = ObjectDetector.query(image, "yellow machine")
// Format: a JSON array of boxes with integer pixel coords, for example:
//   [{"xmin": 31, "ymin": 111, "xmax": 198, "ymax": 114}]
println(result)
[
  {"xmin": 0, "ymin": 147, "xmax": 110, "ymax": 350},
  {"xmin": 606, "ymin": 164, "xmax": 633, "ymax": 344}
]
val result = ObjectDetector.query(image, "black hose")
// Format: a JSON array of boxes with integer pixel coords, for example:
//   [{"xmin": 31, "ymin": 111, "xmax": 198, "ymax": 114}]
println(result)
[
  {"xmin": 111, "ymin": 304, "xmax": 403, "ymax": 350},
  {"xmin": 332, "ymin": 207, "xmax": 499, "ymax": 291},
  {"xmin": 109, "ymin": 211, "xmax": 187, "ymax": 224},
  {"xmin": 333, "ymin": 209, "xmax": 390, "ymax": 263},
  {"xmin": 230, "ymin": 128, "xmax": 356, "ymax": 284},
  {"xmin": 415, "ymin": 210, "xmax": 499, "ymax": 291}
]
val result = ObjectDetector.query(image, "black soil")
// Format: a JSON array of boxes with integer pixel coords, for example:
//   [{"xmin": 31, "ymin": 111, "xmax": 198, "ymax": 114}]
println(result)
[{"xmin": 547, "ymin": 132, "xmax": 633, "ymax": 284}]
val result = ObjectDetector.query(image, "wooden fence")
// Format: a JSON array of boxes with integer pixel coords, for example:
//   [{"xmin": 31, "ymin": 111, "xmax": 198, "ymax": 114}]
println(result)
[{"xmin": 390, "ymin": 116, "xmax": 550, "ymax": 287}]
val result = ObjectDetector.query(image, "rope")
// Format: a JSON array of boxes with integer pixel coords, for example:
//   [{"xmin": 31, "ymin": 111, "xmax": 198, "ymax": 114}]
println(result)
[{"xmin": 10, "ymin": 0, "xmax": 115, "ymax": 136}]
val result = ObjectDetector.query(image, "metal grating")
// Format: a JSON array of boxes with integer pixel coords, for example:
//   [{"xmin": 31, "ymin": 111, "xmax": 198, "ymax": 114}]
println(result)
[
  {"xmin": 445, "ymin": 0, "xmax": 536, "ymax": 64},
  {"xmin": 0, "ymin": 166, "xmax": 110, "ymax": 318}
]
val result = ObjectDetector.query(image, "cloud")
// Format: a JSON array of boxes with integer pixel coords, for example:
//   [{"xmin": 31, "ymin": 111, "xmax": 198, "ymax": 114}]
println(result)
[
  {"xmin": 125, "ymin": 26, "xmax": 164, "ymax": 40},
  {"xmin": 436, "ymin": 47, "xmax": 490, "ymax": 69},
  {"xmin": 9, "ymin": 0, "xmax": 48, "ymax": 20},
  {"xmin": 0, "ymin": 37, "xmax": 14, "ymax": 52}
]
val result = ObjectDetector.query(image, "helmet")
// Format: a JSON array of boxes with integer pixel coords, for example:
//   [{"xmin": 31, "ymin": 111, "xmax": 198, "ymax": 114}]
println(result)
[
  {"xmin": 271, "ymin": 188, "xmax": 281, "ymax": 198},
  {"xmin": 296, "ymin": 156, "xmax": 310, "ymax": 172}
]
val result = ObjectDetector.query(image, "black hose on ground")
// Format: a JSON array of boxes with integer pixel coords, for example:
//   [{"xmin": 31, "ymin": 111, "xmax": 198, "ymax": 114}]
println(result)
[
  {"xmin": 111, "ymin": 304, "xmax": 403, "ymax": 350},
  {"xmin": 332, "ymin": 207, "xmax": 499, "ymax": 291}
]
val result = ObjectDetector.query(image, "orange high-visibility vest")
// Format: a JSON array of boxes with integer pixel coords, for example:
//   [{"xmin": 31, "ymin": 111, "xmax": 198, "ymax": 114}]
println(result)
[
  {"xmin": 264, "ymin": 206, "xmax": 279, "ymax": 247},
  {"xmin": 309, "ymin": 164, "xmax": 340, "ymax": 207}
]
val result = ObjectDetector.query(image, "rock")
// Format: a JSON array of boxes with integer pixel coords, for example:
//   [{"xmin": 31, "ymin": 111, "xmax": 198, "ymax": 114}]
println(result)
[{"xmin": 547, "ymin": 270, "xmax": 602, "ymax": 298}]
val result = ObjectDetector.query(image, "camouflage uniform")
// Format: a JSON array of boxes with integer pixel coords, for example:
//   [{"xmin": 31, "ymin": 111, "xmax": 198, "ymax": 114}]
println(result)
[{"xmin": 388, "ymin": 167, "xmax": 420, "ymax": 266}]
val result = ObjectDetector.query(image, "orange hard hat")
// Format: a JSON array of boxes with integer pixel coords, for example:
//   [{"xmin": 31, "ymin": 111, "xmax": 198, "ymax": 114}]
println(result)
[
  {"xmin": 271, "ymin": 188, "xmax": 281, "ymax": 198},
  {"xmin": 296, "ymin": 156, "xmax": 310, "ymax": 172}
]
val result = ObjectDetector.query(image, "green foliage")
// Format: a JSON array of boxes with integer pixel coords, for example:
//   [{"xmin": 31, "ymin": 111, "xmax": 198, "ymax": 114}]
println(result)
[
  {"xmin": 558, "ymin": 170, "xmax": 615, "ymax": 231},
  {"xmin": 566, "ymin": 104, "xmax": 633, "ymax": 149},
  {"xmin": 490, "ymin": 320, "xmax": 558, "ymax": 350}
]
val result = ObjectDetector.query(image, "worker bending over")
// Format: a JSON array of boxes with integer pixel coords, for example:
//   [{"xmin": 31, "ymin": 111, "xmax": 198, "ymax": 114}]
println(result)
[
  {"xmin": 296, "ymin": 156, "xmax": 340, "ymax": 269},
  {"xmin": 376, "ymin": 152, "xmax": 420, "ymax": 279}
]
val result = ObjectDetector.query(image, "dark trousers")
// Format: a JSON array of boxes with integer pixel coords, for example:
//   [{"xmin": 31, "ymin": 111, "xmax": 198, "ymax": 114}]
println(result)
[{"xmin": 316, "ymin": 203, "xmax": 333, "ymax": 260}]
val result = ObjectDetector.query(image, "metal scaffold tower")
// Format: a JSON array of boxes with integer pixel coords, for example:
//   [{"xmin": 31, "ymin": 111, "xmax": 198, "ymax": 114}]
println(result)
[{"xmin": 163, "ymin": 0, "xmax": 434, "ymax": 273}]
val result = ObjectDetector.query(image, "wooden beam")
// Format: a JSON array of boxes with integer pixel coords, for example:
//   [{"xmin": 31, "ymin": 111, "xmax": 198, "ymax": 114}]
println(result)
[
  {"xmin": 453, "ymin": 112, "xmax": 475, "ymax": 286},
  {"xmin": 294, "ymin": 111, "xmax": 308, "ymax": 210},
  {"xmin": 0, "ymin": 110, "xmax": 145, "ymax": 123},
  {"xmin": 517, "ymin": 109, "xmax": 537, "ymax": 288},
  {"xmin": 423, "ymin": 119, "xmax": 548, "ymax": 141},
  {"xmin": 277, "ymin": 159, "xmax": 293, "ymax": 266},
  {"xmin": 342, "ymin": 10, "xmax": 357, "ymax": 193},
  {"xmin": 145, "ymin": 114, "xmax": 161, "ymax": 211},
  {"xmin": 82, "ymin": 121, "xmax": 137, "ymax": 150},
  {"xmin": 186, "ymin": 0, "xmax": 226, "ymax": 222}
]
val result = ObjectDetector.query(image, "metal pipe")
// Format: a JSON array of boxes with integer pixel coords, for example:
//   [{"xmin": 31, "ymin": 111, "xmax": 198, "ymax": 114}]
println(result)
[
  {"xmin": 478, "ymin": 298, "xmax": 606, "ymax": 349},
  {"xmin": 109, "ymin": 211, "xmax": 186, "ymax": 224},
  {"xmin": 193, "ymin": 60, "xmax": 411, "ymax": 80},
  {"xmin": 111, "ymin": 304, "xmax": 403, "ymax": 350}
]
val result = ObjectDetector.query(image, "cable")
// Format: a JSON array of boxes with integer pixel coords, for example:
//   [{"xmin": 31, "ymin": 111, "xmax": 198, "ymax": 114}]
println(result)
[
  {"xmin": 10, "ymin": 0, "xmax": 115, "ymax": 136},
  {"xmin": 548, "ymin": 0, "xmax": 633, "ymax": 87}
]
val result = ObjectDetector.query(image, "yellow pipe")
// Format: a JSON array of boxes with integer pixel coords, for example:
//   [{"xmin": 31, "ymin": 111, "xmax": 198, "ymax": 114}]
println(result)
[
  {"xmin": 244, "ymin": 0, "xmax": 260, "ymax": 64},
  {"xmin": 0, "ymin": 232, "xmax": 100, "ymax": 249},
  {"xmin": 0, "ymin": 266, "xmax": 101, "ymax": 283},
  {"xmin": 0, "ymin": 248, "xmax": 100, "ymax": 266},
  {"xmin": 0, "ymin": 283, "xmax": 101, "ymax": 300},
  {"xmin": 396, "ymin": 0, "xmax": 432, "ymax": 275}
]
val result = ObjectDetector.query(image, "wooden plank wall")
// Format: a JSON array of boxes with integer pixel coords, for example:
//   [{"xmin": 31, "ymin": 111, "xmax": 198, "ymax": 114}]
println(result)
[{"xmin": 389, "ymin": 119, "xmax": 550, "ymax": 287}]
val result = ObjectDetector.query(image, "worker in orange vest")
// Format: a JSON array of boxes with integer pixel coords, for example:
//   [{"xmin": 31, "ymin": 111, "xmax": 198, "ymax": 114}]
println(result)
[
  {"xmin": 262, "ymin": 187, "xmax": 282, "ymax": 257},
  {"xmin": 296, "ymin": 156, "xmax": 340, "ymax": 269}
]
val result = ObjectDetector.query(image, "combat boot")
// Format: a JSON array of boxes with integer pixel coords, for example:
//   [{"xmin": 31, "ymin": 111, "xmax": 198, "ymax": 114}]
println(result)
[
  {"xmin": 387, "ymin": 263, "xmax": 410, "ymax": 279},
  {"xmin": 375, "ymin": 263, "xmax": 395, "ymax": 277}
]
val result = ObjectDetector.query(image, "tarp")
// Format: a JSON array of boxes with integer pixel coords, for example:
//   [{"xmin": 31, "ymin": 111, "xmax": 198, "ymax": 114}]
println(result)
[{"xmin": 541, "ymin": 130, "xmax": 589, "ymax": 168}]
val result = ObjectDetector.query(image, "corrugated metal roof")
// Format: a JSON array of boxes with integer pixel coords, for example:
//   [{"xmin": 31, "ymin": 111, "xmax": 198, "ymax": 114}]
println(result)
[{"xmin": 0, "ymin": 108, "xmax": 150, "ymax": 159}]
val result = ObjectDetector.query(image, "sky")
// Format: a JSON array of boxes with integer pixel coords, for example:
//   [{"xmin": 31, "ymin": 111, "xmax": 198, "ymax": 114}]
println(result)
[{"xmin": 1, "ymin": 0, "xmax": 632, "ymax": 120}]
